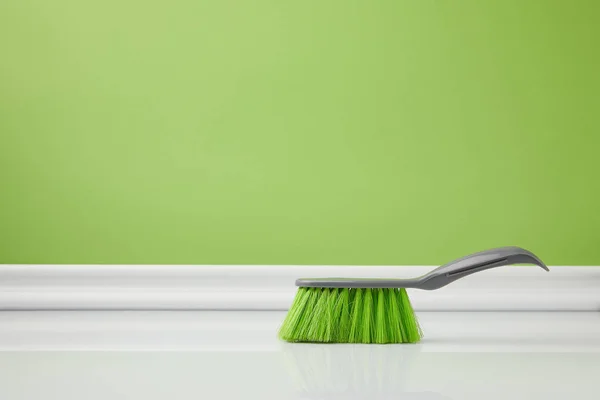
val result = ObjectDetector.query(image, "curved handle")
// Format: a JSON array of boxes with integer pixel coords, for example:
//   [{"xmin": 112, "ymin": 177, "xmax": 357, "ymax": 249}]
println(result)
[{"xmin": 417, "ymin": 246, "xmax": 548, "ymax": 290}]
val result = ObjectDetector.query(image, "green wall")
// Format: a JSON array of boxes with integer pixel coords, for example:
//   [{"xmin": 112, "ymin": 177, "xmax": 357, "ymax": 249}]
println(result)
[{"xmin": 1, "ymin": 1, "xmax": 599, "ymax": 265}]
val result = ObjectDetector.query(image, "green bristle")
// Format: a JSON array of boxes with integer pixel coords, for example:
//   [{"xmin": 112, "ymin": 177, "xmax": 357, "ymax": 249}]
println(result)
[
  {"xmin": 386, "ymin": 287, "xmax": 402, "ymax": 343},
  {"xmin": 312, "ymin": 288, "xmax": 330, "ymax": 339},
  {"xmin": 398, "ymin": 287, "xmax": 423, "ymax": 343},
  {"xmin": 278, "ymin": 287, "xmax": 423, "ymax": 344},
  {"xmin": 348, "ymin": 288, "xmax": 363, "ymax": 342},
  {"xmin": 324, "ymin": 288, "xmax": 336, "ymax": 342},
  {"xmin": 375, "ymin": 289, "xmax": 388, "ymax": 344},
  {"xmin": 300, "ymin": 288, "xmax": 323, "ymax": 342},
  {"xmin": 333, "ymin": 288, "xmax": 350, "ymax": 342},
  {"xmin": 362, "ymin": 288, "xmax": 373, "ymax": 343},
  {"xmin": 278, "ymin": 287, "xmax": 309, "ymax": 340},
  {"xmin": 395, "ymin": 288, "xmax": 409, "ymax": 342},
  {"xmin": 296, "ymin": 288, "xmax": 320, "ymax": 341}
]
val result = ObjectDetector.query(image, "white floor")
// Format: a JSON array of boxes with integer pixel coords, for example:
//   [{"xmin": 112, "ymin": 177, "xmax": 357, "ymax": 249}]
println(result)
[{"xmin": 1, "ymin": 311, "xmax": 599, "ymax": 399}]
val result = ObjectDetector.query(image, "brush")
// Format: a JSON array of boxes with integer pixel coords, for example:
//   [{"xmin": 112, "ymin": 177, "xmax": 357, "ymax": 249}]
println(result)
[{"xmin": 278, "ymin": 246, "xmax": 548, "ymax": 344}]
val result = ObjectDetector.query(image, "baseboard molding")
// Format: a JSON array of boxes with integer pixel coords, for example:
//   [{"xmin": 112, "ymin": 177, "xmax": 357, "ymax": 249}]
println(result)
[{"xmin": 1, "ymin": 265, "xmax": 598, "ymax": 311}]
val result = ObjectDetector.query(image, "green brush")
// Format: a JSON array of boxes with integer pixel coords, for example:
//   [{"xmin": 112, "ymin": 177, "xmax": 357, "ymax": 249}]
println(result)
[{"xmin": 279, "ymin": 246, "xmax": 548, "ymax": 344}]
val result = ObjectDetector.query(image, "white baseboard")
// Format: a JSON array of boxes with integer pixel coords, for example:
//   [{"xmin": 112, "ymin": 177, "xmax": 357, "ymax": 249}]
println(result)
[{"xmin": 0, "ymin": 265, "xmax": 598, "ymax": 311}]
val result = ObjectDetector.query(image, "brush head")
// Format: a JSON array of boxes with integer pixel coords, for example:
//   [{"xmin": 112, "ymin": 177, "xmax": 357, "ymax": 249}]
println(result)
[{"xmin": 278, "ymin": 287, "xmax": 422, "ymax": 344}]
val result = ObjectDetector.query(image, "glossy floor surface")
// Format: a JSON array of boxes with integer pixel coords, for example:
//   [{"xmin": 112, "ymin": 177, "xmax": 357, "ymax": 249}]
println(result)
[{"xmin": 1, "ymin": 311, "xmax": 599, "ymax": 399}]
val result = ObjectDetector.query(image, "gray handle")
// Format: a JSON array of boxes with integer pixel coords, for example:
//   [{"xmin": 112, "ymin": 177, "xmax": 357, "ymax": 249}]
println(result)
[
  {"xmin": 415, "ymin": 246, "xmax": 548, "ymax": 290},
  {"xmin": 295, "ymin": 246, "xmax": 548, "ymax": 290}
]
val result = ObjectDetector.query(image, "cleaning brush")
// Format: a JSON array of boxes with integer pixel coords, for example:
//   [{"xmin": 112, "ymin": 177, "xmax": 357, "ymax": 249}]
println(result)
[{"xmin": 279, "ymin": 246, "xmax": 548, "ymax": 344}]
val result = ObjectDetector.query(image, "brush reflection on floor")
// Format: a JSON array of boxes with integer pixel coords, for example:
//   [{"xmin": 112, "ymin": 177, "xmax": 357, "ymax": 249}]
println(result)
[{"xmin": 0, "ymin": 311, "xmax": 599, "ymax": 399}]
